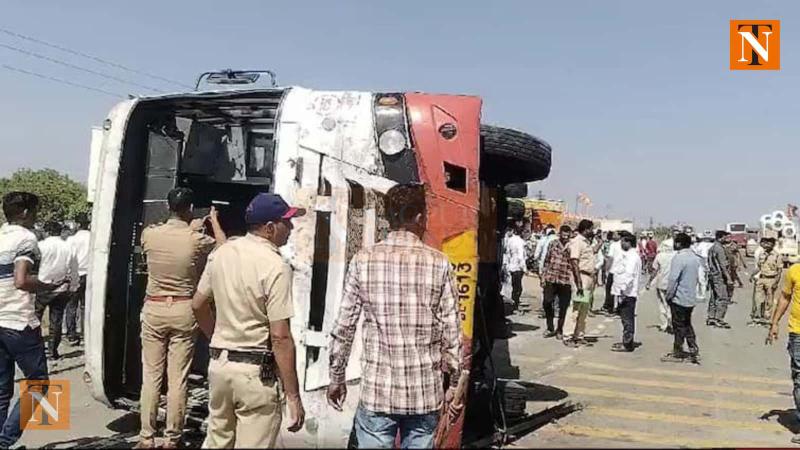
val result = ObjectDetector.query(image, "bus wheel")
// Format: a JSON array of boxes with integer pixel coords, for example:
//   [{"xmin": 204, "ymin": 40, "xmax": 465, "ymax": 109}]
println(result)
[{"xmin": 480, "ymin": 124, "xmax": 552, "ymax": 185}]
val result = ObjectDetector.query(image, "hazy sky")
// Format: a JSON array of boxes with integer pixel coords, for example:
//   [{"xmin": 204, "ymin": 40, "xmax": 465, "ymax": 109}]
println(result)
[{"xmin": 1, "ymin": 1, "xmax": 797, "ymax": 229}]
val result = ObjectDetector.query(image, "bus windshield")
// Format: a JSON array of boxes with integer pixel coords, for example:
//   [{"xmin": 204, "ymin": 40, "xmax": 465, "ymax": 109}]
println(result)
[{"xmin": 727, "ymin": 223, "xmax": 747, "ymax": 233}]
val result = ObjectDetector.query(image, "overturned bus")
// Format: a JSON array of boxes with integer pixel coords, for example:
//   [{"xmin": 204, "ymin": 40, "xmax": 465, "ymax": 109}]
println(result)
[{"xmin": 83, "ymin": 70, "xmax": 551, "ymax": 447}]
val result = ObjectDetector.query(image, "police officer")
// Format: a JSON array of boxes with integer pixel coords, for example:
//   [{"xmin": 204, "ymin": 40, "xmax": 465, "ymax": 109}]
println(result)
[
  {"xmin": 136, "ymin": 188, "xmax": 226, "ymax": 449},
  {"xmin": 706, "ymin": 230, "xmax": 733, "ymax": 329},
  {"xmin": 192, "ymin": 193, "xmax": 306, "ymax": 448},
  {"xmin": 751, "ymin": 237, "xmax": 782, "ymax": 325}
]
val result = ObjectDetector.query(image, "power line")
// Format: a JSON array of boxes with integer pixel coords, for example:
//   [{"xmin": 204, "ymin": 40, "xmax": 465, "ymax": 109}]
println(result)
[
  {"xmin": 1, "ymin": 64, "xmax": 125, "ymax": 98},
  {"xmin": 0, "ymin": 41, "xmax": 163, "ymax": 92},
  {"xmin": 0, "ymin": 26, "xmax": 193, "ymax": 89}
]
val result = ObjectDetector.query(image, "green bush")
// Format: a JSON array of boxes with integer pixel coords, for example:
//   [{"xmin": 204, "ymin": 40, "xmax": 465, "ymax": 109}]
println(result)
[{"xmin": 0, "ymin": 168, "xmax": 89, "ymax": 224}]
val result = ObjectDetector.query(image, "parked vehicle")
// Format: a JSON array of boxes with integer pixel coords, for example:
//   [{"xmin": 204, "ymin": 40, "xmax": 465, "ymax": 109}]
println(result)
[
  {"xmin": 726, "ymin": 222, "xmax": 748, "ymax": 248},
  {"xmin": 599, "ymin": 218, "xmax": 634, "ymax": 234},
  {"xmin": 83, "ymin": 70, "xmax": 552, "ymax": 448},
  {"xmin": 777, "ymin": 234, "xmax": 800, "ymax": 267},
  {"xmin": 746, "ymin": 237, "xmax": 759, "ymax": 258}
]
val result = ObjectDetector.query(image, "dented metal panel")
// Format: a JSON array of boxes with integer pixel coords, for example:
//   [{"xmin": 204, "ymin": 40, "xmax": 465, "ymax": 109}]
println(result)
[
  {"xmin": 406, "ymin": 93, "xmax": 482, "ymax": 449},
  {"xmin": 271, "ymin": 87, "xmax": 394, "ymax": 448},
  {"xmin": 283, "ymin": 88, "xmax": 382, "ymax": 173}
]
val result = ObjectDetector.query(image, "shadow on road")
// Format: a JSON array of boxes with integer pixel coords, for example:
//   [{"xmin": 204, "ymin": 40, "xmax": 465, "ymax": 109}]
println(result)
[
  {"xmin": 58, "ymin": 349, "xmax": 85, "ymax": 360},
  {"xmin": 40, "ymin": 412, "xmax": 207, "ymax": 448},
  {"xmin": 583, "ymin": 334, "xmax": 614, "ymax": 343},
  {"xmin": 462, "ymin": 309, "xmax": 580, "ymax": 447},
  {"xmin": 511, "ymin": 322, "xmax": 540, "ymax": 333},
  {"xmin": 498, "ymin": 380, "xmax": 569, "ymax": 402},
  {"xmin": 760, "ymin": 409, "xmax": 800, "ymax": 434},
  {"xmin": 491, "ymin": 334, "xmax": 520, "ymax": 379},
  {"xmin": 40, "ymin": 432, "xmax": 137, "ymax": 449}
]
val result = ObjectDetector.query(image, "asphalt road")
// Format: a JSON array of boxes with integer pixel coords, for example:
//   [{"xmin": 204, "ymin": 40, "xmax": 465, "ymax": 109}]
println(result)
[
  {"xmin": 12, "ymin": 262, "xmax": 800, "ymax": 449},
  {"xmin": 507, "ymin": 268, "xmax": 799, "ymax": 448}
]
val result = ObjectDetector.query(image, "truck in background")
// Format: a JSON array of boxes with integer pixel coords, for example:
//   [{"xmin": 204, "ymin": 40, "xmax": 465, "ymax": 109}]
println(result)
[
  {"xmin": 599, "ymin": 218, "xmax": 635, "ymax": 234},
  {"xmin": 726, "ymin": 222, "xmax": 749, "ymax": 249},
  {"xmin": 524, "ymin": 198, "xmax": 565, "ymax": 231},
  {"xmin": 760, "ymin": 210, "xmax": 799, "ymax": 267}
]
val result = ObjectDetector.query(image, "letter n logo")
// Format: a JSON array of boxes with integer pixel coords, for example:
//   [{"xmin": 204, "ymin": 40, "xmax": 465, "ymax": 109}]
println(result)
[
  {"xmin": 20, "ymin": 379, "xmax": 71, "ymax": 430},
  {"xmin": 730, "ymin": 20, "xmax": 780, "ymax": 70}
]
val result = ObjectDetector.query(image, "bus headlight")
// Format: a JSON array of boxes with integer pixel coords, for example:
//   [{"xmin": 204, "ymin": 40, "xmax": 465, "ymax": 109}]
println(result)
[{"xmin": 378, "ymin": 129, "xmax": 406, "ymax": 155}]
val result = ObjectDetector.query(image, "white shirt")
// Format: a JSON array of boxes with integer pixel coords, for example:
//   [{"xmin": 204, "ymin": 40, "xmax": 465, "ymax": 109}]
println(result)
[
  {"xmin": 595, "ymin": 250, "xmax": 605, "ymax": 271},
  {"xmin": 504, "ymin": 235, "xmax": 527, "ymax": 272},
  {"xmin": 67, "ymin": 229, "xmax": 91, "ymax": 276},
  {"xmin": 38, "ymin": 236, "xmax": 79, "ymax": 293},
  {"xmin": 753, "ymin": 246, "xmax": 764, "ymax": 265},
  {"xmin": 608, "ymin": 241, "xmax": 624, "ymax": 274},
  {"xmin": 693, "ymin": 241, "xmax": 713, "ymax": 259},
  {"xmin": 0, "ymin": 224, "xmax": 41, "ymax": 330},
  {"xmin": 612, "ymin": 248, "xmax": 642, "ymax": 297},
  {"xmin": 652, "ymin": 250, "xmax": 675, "ymax": 291}
]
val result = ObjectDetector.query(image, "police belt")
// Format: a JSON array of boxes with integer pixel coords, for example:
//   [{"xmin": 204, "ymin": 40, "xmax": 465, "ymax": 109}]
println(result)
[
  {"xmin": 146, "ymin": 295, "xmax": 192, "ymax": 302},
  {"xmin": 209, "ymin": 348, "xmax": 274, "ymax": 365}
]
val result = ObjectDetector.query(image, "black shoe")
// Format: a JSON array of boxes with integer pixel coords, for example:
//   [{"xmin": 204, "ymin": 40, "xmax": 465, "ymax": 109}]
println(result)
[
  {"xmin": 706, "ymin": 318, "xmax": 718, "ymax": 327},
  {"xmin": 664, "ymin": 326, "xmax": 673, "ymax": 334},
  {"xmin": 717, "ymin": 321, "xmax": 731, "ymax": 329},
  {"xmin": 543, "ymin": 330, "xmax": 557, "ymax": 338}
]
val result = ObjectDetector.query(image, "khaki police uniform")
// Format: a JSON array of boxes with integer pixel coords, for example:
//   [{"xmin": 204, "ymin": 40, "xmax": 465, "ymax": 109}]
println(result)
[
  {"xmin": 754, "ymin": 249, "xmax": 782, "ymax": 320},
  {"xmin": 139, "ymin": 219, "xmax": 215, "ymax": 443},
  {"xmin": 196, "ymin": 233, "xmax": 294, "ymax": 448},
  {"xmin": 563, "ymin": 234, "xmax": 597, "ymax": 340}
]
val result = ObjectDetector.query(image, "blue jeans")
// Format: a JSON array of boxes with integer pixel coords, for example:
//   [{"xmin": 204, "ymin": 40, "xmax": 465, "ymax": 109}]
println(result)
[
  {"xmin": 0, "ymin": 326, "xmax": 49, "ymax": 448},
  {"xmin": 354, "ymin": 404, "xmax": 439, "ymax": 449},
  {"xmin": 790, "ymin": 333, "xmax": 800, "ymax": 422}
]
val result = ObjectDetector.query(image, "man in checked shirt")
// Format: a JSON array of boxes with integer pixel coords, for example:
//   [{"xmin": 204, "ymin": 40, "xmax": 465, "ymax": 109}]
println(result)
[{"xmin": 327, "ymin": 183, "xmax": 464, "ymax": 449}]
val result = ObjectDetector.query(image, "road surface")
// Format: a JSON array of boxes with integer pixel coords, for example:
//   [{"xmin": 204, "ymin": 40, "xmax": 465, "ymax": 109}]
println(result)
[
  {"xmin": 12, "ymin": 266, "xmax": 800, "ymax": 448},
  {"xmin": 507, "ymin": 270, "xmax": 799, "ymax": 448}
]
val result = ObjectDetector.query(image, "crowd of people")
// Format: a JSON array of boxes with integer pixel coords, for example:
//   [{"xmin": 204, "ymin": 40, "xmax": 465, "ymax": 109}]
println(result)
[
  {"xmin": 0, "ymin": 192, "xmax": 89, "ymax": 448},
  {"xmin": 138, "ymin": 184, "xmax": 464, "ymax": 449},
  {"xmin": 35, "ymin": 218, "xmax": 90, "ymax": 359},
  {"xmin": 515, "ymin": 219, "xmax": 800, "ymax": 447},
  {"xmin": 504, "ymin": 220, "xmax": 786, "ymax": 363},
  {"xmin": 3, "ymin": 184, "xmax": 799, "ymax": 448},
  {"xmin": 0, "ymin": 184, "xmax": 466, "ymax": 449}
]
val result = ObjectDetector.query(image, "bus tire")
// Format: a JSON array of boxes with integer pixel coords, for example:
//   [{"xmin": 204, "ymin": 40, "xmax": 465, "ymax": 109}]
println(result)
[
  {"xmin": 504, "ymin": 183, "xmax": 528, "ymax": 199},
  {"xmin": 480, "ymin": 124, "xmax": 552, "ymax": 185}
]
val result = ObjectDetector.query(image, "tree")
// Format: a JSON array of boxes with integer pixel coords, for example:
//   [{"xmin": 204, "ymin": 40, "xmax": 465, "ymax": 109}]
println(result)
[{"xmin": 0, "ymin": 168, "xmax": 89, "ymax": 224}]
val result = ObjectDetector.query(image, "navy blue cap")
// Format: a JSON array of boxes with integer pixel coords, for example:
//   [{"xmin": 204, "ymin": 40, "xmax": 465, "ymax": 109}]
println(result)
[{"xmin": 245, "ymin": 193, "xmax": 306, "ymax": 225}]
